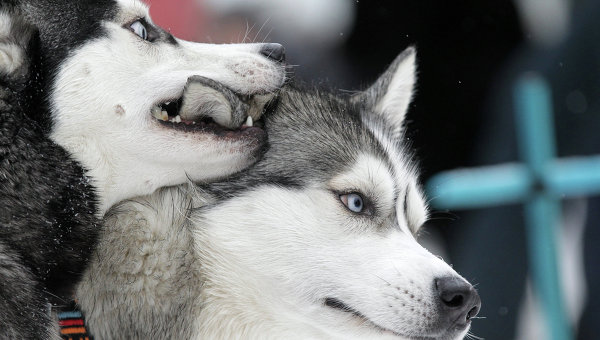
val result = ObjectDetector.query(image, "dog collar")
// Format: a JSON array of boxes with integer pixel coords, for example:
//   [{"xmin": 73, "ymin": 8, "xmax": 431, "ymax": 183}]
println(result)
[{"xmin": 56, "ymin": 301, "xmax": 93, "ymax": 340}]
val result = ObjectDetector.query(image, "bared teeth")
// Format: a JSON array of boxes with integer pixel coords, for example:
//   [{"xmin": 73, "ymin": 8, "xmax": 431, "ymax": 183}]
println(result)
[
  {"xmin": 151, "ymin": 106, "xmax": 169, "ymax": 121},
  {"xmin": 168, "ymin": 114, "xmax": 182, "ymax": 123},
  {"xmin": 244, "ymin": 116, "xmax": 253, "ymax": 127}
]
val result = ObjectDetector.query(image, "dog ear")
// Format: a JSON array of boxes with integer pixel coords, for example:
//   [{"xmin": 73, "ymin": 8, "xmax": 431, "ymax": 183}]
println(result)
[
  {"xmin": 179, "ymin": 76, "xmax": 249, "ymax": 128},
  {"xmin": 353, "ymin": 46, "xmax": 416, "ymax": 134}
]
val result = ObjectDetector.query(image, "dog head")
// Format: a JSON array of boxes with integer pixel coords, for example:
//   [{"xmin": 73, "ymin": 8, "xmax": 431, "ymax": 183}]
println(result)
[
  {"xmin": 14, "ymin": 0, "xmax": 286, "ymax": 213},
  {"xmin": 195, "ymin": 47, "xmax": 480, "ymax": 339}
]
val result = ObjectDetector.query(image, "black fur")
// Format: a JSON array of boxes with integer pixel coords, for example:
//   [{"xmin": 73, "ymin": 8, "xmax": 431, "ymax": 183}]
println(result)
[{"xmin": 0, "ymin": 2, "xmax": 110, "ymax": 338}]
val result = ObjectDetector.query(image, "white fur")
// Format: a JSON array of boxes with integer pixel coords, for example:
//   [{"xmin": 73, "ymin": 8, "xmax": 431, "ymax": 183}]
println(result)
[
  {"xmin": 77, "ymin": 152, "xmax": 470, "ymax": 339},
  {"xmin": 191, "ymin": 154, "xmax": 466, "ymax": 339},
  {"xmin": 49, "ymin": 0, "xmax": 286, "ymax": 214},
  {"xmin": 186, "ymin": 51, "xmax": 469, "ymax": 338},
  {"xmin": 76, "ymin": 46, "xmax": 474, "ymax": 339}
]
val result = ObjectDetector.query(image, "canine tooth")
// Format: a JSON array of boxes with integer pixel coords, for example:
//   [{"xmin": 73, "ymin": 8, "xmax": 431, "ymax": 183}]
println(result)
[
  {"xmin": 161, "ymin": 111, "xmax": 169, "ymax": 121},
  {"xmin": 151, "ymin": 106, "xmax": 162, "ymax": 119},
  {"xmin": 174, "ymin": 115, "xmax": 181, "ymax": 123},
  {"xmin": 245, "ymin": 116, "xmax": 253, "ymax": 127}
]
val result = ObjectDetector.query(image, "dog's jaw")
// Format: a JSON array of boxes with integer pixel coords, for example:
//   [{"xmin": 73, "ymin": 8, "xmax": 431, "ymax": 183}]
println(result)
[{"xmin": 81, "ymin": 137, "xmax": 263, "ymax": 215}]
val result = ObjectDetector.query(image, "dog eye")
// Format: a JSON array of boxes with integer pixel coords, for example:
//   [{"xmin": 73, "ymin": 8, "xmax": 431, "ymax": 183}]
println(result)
[
  {"xmin": 130, "ymin": 20, "xmax": 148, "ymax": 40},
  {"xmin": 340, "ymin": 193, "xmax": 365, "ymax": 213}
]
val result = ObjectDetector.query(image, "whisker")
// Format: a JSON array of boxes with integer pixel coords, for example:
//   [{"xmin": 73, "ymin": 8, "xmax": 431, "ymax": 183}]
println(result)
[
  {"xmin": 44, "ymin": 290, "xmax": 68, "ymax": 304},
  {"xmin": 255, "ymin": 16, "xmax": 272, "ymax": 43},
  {"xmin": 245, "ymin": 20, "xmax": 258, "ymax": 43},
  {"xmin": 373, "ymin": 274, "xmax": 392, "ymax": 286},
  {"xmin": 261, "ymin": 27, "xmax": 275, "ymax": 43},
  {"xmin": 465, "ymin": 331, "xmax": 485, "ymax": 340},
  {"xmin": 427, "ymin": 210, "xmax": 460, "ymax": 221},
  {"xmin": 425, "ymin": 216, "xmax": 457, "ymax": 222}
]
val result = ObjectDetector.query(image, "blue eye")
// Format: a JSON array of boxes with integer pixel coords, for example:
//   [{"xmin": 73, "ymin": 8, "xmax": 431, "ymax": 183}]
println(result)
[
  {"xmin": 340, "ymin": 193, "xmax": 364, "ymax": 213},
  {"xmin": 130, "ymin": 20, "xmax": 148, "ymax": 40}
]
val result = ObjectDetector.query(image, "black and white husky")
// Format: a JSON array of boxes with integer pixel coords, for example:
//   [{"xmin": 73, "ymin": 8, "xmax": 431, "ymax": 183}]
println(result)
[
  {"xmin": 0, "ymin": 0, "xmax": 285, "ymax": 338},
  {"xmin": 77, "ymin": 48, "xmax": 481, "ymax": 339}
]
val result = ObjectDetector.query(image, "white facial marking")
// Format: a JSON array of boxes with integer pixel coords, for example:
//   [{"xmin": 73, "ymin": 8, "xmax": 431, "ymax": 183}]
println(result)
[
  {"xmin": 193, "ymin": 152, "xmax": 467, "ymax": 339},
  {"xmin": 48, "ymin": 0, "xmax": 285, "ymax": 214},
  {"xmin": 329, "ymin": 154, "xmax": 397, "ymax": 223}
]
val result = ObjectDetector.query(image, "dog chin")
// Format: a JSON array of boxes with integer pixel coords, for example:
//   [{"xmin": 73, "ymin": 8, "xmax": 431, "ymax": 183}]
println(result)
[{"xmin": 324, "ymin": 298, "xmax": 472, "ymax": 340}]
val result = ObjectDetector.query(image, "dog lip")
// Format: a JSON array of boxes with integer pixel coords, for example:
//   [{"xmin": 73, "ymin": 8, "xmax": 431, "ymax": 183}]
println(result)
[
  {"xmin": 150, "ymin": 89, "xmax": 278, "ymax": 131},
  {"xmin": 155, "ymin": 117, "xmax": 265, "ymax": 138},
  {"xmin": 324, "ymin": 298, "xmax": 467, "ymax": 340},
  {"xmin": 324, "ymin": 298, "xmax": 402, "ymax": 337}
]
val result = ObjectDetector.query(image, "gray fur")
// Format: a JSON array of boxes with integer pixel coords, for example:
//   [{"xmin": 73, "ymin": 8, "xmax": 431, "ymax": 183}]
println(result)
[
  {"xmin": 76, "ymin": 81, "xmax": 410, "ymax": 338},
  {"xmin": 76, "ymin": 186, "xmax": 204, "ymax": 339},
  {"xmin": 180, "ymin": 76, "xmax": 249, "ymax": 128},
  {"xmin": 351, "ymin": 46, "xmax": 416, "ymax": 138},
  {"xmin": 0, "ymin": 6, "xmax": 95, "ymax": 339},
  {"xmin": 0, "ymin": 1, "xmax": 284, "ymax": 338}
]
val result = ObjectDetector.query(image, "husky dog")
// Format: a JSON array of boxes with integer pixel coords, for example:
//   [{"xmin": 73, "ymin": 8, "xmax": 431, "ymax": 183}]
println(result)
[
  {"xmin": 77, "ymin": 47, "xmax": 481, "ymax": 339},
  {"xmin": 0, "ymin": 0, "xmax": 285, "ymax": 338}
]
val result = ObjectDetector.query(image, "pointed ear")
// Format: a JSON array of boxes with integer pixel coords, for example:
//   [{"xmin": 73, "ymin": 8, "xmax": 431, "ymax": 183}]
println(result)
[{"xmin": 353, "ymin": 46, "xmax": 417, "ymax": 133}]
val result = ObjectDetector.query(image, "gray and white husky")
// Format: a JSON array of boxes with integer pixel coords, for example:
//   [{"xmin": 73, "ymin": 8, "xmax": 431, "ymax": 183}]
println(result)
[
  {"xmin": 77, "ymin": 47, "xmax": 481, "ymax": 340},
  {"xmin": 0, "ymin": 0, "xmax": 284, "ymax": 338}
]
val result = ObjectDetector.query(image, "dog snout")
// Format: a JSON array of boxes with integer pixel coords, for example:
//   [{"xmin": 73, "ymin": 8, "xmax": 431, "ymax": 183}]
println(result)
[
  {"xmin": 259, "ymin": 43, "xmax": 286, "ymax": 63},
  {"xmin": 435, "ymin": 276, "xmax": 481, "ymax": 328}
]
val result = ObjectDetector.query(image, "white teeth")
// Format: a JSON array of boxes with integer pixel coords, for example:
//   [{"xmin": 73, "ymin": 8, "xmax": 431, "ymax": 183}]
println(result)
[
  {"xmin": 245, "ymin": 116, "xmax": 253, "ymax": 127},
  {"xmin": 152, "ymin": 106, "xmax": 169, "ymax": 121},
  {"xmin": 151, "ymin": 106, "xmax": 162, "ymax": 119},
  {"xmin": 173, "ymin": 115, "xmax": 181, "ymax": 123}
]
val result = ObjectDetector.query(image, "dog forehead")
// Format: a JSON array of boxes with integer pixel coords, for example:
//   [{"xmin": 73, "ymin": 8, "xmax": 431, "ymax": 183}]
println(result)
[
  {"xmin": 207, "ymin": 86, "xmax": 415, "ymax": 200},
  {"xmin": 266, "ymin": 89, "xmax": 383, "ymax": 172}
]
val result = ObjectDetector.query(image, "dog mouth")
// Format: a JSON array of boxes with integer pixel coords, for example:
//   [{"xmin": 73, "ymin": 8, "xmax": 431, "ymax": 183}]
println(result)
[
  {"xmin": 151, "ymin": 98, "xmax": 262, "ymax": 132},
  {"xmin": 324, "ymin": 298, "xmax": 396, "ymax": 334},
  {"xmin": 324, "ymin": 298, "xmax": 465, "ymax": 340},
  {"xmin": 150, "ymin": 76, "xmax": 277, "ymax": 137}
]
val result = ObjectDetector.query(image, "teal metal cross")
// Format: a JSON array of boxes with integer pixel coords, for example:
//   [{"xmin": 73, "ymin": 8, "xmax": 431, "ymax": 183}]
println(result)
[{"xmin": 426, "ymin": 74, "xmax": 600, "ymax": 340}]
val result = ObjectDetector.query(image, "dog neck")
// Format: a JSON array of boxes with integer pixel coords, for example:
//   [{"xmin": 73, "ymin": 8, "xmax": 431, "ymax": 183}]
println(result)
[{"xmin": 49, "ymin": 134, "xmax": 176, "ymax": 215}]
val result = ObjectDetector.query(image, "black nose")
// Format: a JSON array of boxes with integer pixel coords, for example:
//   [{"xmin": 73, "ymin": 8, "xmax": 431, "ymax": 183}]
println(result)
[
  {"xmin": 260, "ymin": 43, "xmax": 286, "ymax": 63},
  {"xmin": 435, "ymin": 276, "xmax": 481, "ymax": 327}
]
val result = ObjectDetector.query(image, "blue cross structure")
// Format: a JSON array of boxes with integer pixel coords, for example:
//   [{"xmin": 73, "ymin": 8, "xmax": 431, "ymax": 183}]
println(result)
[{"xmin": 426, "ymin": 74, "xmax": 600, "ymax": 340}]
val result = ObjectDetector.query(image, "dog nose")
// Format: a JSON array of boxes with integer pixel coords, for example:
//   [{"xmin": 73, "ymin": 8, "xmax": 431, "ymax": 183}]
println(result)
[
  {"xmin": 435, "ymin": 276, "xmax": 481, "ymax": 328},
  {"xmin": 260, "ymin": 43, "xmax": 286, "ymax": 63}
]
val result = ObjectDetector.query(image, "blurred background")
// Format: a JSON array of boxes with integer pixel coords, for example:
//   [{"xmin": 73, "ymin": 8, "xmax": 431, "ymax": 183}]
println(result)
[{"xmin": 145, "ymin": 0, "xmax": 600, "ymax": 339}]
